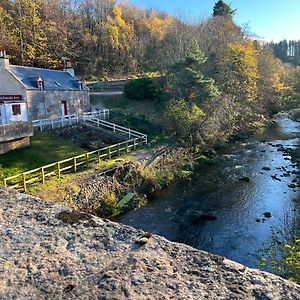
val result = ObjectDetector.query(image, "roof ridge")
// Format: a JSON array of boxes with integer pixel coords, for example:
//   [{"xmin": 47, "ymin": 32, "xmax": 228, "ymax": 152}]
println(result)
[{"xmin": 9, "ymin": 65, "xmax": 71, "ymax": 74}]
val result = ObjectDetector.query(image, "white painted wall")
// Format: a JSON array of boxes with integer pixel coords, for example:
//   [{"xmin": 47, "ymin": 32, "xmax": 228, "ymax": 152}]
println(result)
[
  {"xmin": 0, "ymin": 104, "xmax": 6, "ymax": 125},
  {"xmin": 1, "ymin": 102, "xmax": 28, "ymax": 124}
]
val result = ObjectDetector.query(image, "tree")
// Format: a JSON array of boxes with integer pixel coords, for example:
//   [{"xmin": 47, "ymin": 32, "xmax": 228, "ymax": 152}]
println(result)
[
  {"xmin": 167, "ymin": 40, "xmax": 220, "ymax": 105},
  {"xmin": 216, "ymin": 40, "xmax": 259, "ymax": 102},
  {"xmin": 256, "ymin": 45, "xmax": 287, "ymax": 114},
  {"xmin": 212, "ymin": 0, "xmax": 235, "ymax": 18},
  {"xmin": 164, "ymin": 41, "xmax": 219, "ymax": 144}
]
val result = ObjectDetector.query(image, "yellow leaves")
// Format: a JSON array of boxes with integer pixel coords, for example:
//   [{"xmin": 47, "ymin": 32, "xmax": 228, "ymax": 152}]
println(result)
[
  {"xmin": 271, "ymin": 73, "xmax": 288, "ymax": 93},
  {"xmin": 142, "ymin": 12, "xmax": 174, "ymax": 40},
  {"xmin": 219, "ymin": 40, "xmax": 259, "ymax": 101},
  {"xmin": 191, "ymin": 104, "xmax": 205, "ymax": 120},
  {"xmin": 112, "ymin": 5, "xmax": 126, "ymax": 28},
  {"xmin": 106, "ymin": 5, "xmax": 134, "ymax": 51}
]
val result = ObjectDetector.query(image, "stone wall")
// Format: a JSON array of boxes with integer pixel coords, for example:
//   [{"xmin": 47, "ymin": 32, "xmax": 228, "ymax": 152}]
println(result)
[
  {"xmin": 0, "ymin": 136, "xmax": 30, "ymax": 154},
  {"xmin": 0, "ymin": 68, "xmax": 26, "ymax": 96},
  {"xmin": 0, "ymin": 188, "xmax": 299, "ymax": 299},
  {"xmin": 26, "ymin": 90, "xmax": 90, "ymax": 120}
]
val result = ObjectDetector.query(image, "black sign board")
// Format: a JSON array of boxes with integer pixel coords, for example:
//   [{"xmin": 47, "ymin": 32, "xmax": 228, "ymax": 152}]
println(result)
[{"xmin": 0, "ymin": 95, "xmax": 23, "ymax": 102}]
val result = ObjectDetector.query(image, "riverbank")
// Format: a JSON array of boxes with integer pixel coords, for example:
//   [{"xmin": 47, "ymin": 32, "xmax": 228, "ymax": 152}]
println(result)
[
  {"xmin": 118, "ymin": 117, "xmax": 300, "ymax": 271},
  {"xmin": 1, "ymin": 187, "xmax": 299, "ymax": 299}
]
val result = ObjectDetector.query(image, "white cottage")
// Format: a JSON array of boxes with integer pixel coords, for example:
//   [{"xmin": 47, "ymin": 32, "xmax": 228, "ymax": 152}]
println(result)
[{"xmin": 0, "ymin": 50, "xmax": 90, "ymax": 122}]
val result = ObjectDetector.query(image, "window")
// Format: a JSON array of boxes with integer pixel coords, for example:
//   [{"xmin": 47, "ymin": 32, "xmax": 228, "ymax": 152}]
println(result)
[
  {"xmin": 39, "ymin": 102, "xmax": 46, "ymax": 115},
  {"xmin": 12, "ymin": 104, "xmax": 21, "ymax": 115}
]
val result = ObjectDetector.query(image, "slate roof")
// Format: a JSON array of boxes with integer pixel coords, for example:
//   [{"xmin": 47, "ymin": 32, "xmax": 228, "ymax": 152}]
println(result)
[{"xmin": 7, "ymin": 65, "xmax": 88, "ymax": 91}]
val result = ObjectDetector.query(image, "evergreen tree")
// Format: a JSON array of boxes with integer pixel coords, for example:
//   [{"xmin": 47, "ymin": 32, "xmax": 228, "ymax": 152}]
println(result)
[
  {"xmin": 212, "ymin": 0, "xmax": 235, "ymax": 18},
  {"xmin": 168, "ymin": 40, "xmax": 220, "ymax": 104}
]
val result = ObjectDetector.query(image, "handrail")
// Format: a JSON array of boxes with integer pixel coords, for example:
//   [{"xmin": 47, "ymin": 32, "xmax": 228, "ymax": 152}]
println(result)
[
  {"xmin": 32, "ymin": 110, "xmax": 110, "ymax": 131},
  {"xmin": 83, "ymin": 116, "xmax": 147, "ymax": 143}
]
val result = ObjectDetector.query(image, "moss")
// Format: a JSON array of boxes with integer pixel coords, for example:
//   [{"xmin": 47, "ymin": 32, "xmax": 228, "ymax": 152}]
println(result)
[{"xmin": 96, "ymin": 191, "xmax": 120, "ymax": 217}]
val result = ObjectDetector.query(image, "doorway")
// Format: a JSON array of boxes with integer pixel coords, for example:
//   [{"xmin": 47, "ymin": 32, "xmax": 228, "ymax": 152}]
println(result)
[{"xmin": 61, "ymin": 101, "xmax": 68, "ymax": 116}]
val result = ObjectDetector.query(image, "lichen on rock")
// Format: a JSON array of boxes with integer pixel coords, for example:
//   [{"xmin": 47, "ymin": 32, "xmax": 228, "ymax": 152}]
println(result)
[{"xmin": 0, "ymin": 188, "xmax": 299, "ymax": 299}]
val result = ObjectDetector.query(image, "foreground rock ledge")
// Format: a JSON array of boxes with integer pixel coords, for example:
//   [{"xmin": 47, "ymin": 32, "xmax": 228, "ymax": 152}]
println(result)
[{"xmin": 0, "ymin": 188, "xmax": 299, "ymax": 300}]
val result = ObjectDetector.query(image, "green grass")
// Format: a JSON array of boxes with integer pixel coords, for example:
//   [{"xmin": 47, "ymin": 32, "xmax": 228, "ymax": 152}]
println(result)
[
  {"xmin": 28, "ymin": 153, "xmax": 133, "ymax": 195},
  {"xmin": 91, "ymin": 94, "xmax": 161, "ymax": 118},
  {"xmin": 0, "ymin": 131, "xmax": 84, "ymax": 180}
]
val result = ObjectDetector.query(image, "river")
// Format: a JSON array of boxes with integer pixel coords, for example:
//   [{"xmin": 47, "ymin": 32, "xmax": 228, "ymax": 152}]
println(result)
[{"xmin": 117, "ymin": 118, "xmax": 300, "ymax": 269}]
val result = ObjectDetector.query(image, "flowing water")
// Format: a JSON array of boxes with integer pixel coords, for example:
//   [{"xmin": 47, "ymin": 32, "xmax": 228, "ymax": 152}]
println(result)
[{"xmin": 117, "ymin": 118, "xmax": 300, "ymax": 268}]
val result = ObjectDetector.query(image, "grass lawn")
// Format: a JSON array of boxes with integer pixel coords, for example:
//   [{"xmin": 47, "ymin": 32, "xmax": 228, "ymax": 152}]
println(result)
[
  {"xmin": 0, "ymin": 131, "xmax": 85, "ymax": 181},
  {"xmin": 91, "ymin": 94, "xmax": 160, "ymax": 119}
]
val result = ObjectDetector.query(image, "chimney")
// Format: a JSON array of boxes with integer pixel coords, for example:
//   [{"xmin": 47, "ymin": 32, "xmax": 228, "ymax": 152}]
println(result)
[
  {"xmin": 0, "ymin": 50, "xmax": 10, "ymax": 69},
  {"xmin": 63, "ymin": 59, "xmax": 75, "ymax": 76}
]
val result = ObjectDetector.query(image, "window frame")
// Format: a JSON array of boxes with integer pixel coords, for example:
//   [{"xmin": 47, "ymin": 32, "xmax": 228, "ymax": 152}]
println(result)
[{"xmin": 12, "ymin": 104, "xmax": 21, "ymax": 116}]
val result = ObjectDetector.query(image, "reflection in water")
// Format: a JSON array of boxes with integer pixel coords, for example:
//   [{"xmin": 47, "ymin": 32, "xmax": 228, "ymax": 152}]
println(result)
[{"xmin": 117, "ymin": 118, "xmax": 300, "ymax": 268}]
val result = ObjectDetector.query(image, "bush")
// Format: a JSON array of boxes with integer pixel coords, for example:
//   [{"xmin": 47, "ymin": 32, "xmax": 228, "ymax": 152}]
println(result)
[
  {"xmin": 124, "ymin": 78, "xmax": 161, "ymax": 100},
  {"xmin": 96, "ymin": 191, "xmax": 120, "ymax": 217},
  {"xmin": 110, "ymin": 111, "xmax": 163, "ymax": 135},
  {"xmin": 258, "ymin": 236, "xmax": 300, "ymax": 284}
]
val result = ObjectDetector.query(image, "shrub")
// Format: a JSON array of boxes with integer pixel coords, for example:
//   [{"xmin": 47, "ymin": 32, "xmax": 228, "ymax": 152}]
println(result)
[
  {"xmin": 96, "ymin": 191, "xmax": 120, "ymax": 217},
  {"xmin": 258, "ymin": 236, "xmax": 300, "ymax": 284},
  {"xmin": 124, "ymin": 77, "xmax": 161, "ymax": 100}
]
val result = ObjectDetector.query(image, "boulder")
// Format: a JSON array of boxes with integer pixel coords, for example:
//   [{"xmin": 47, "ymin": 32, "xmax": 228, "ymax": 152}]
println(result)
[{"xmin": 0, "ymin": 188, "xmax": 299, "ymax": 299}]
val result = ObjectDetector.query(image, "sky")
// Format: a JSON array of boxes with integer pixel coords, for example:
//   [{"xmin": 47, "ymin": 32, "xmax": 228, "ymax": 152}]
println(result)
[{"xmin": 129, "ymin": 0, "xmax": 300, "ymax": 42}]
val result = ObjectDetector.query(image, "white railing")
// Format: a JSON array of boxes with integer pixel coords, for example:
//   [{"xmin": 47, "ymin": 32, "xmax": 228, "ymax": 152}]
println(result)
[
  {"xmin": 83, "ymin": 116, "xmax": 147, "ymax": 144},
  {"xmin": 32, "ymin": 109, "xmax": 110, "ymax": 131}
]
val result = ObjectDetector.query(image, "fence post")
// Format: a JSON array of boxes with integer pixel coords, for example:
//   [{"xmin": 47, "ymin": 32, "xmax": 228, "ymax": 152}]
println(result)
[
  {"xmin": 108, "ymin": 146, "xmax": 111, "ymax": 159},
  {"xmin": 41, "ymin": 167, "xmax": 45, "ymax": 184},
  {"xmin": 51, "ymin": 119, "xmax": 54, "ymax": 130},
  {"xmin": 22, "ymin": 173, "xmax": 27, "ymax": 193},
  {"xmin": 74, "ymin": 157, "xmax": 77, "ymax": 172},
  {"xmin": 86, "ymin": 153, "xmax": 89, "ymax": 166},
  {"xmin": 117, "ymin": 143, "xmax": 120, "ymax": 156},
  {"xmin": 126, "ymin": 141, "xmax": 129, "ymax": 153},
  {"xmin": 113, "ymin": 124, "xmax": 116, "ymax": 132},
  {"xmin": 128, "ymin": 129, "xmax": 131, "ymax": 138},
  {"xmin": 133, "ymin": 139, "xmax": 136, "ymax": 150},
  {"xmin": 39, "ymin": 121, "xmax": 42, "ymax": 131},
  {"xmin": 57, "ymin": 162, "xmax": 61, "ymax": 178},
  {"xmin": 98, "ymin": 149, "xmax": 101, "ymax": 163},
  {"xmin": 61, "ymin": 117, "xmax": 64, "ymax": 126}
]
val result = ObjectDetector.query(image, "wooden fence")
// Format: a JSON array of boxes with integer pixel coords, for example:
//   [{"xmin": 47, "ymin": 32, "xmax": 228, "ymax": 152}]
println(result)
[
  {"xmin": 82, "ymin": 116, "xmax": 148, "ymax": 142},
  {"xmin": 32, "ymin": 110, "xmax": 110, "ymax": 131},
  {"xmin": 4, "ymin": 136, "xmax": 146, "ymax": 192}
]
